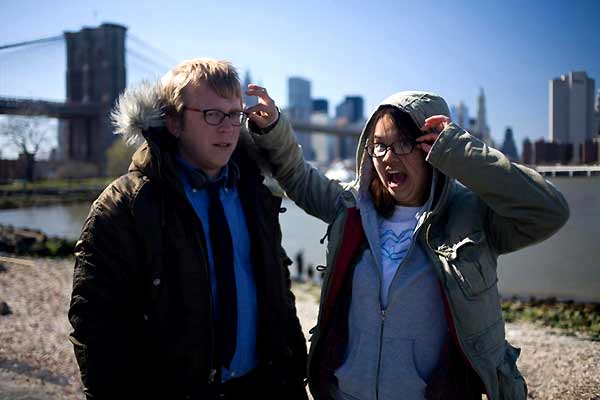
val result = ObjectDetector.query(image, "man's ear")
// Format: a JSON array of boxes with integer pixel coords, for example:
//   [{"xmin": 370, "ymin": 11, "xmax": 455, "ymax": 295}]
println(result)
[{"xmin": 165, "ymin": 115, "xmax": 181, "ymax": 138}]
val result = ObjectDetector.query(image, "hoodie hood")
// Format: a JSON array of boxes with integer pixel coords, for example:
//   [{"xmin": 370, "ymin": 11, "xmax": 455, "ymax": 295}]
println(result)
[
  {"xmin": 353, "ymin": 91, "xmax": 450, "ymax": 196},
  {"xmin": 354, "ymin": 91, "xmax": 451, "ymax": 186}
]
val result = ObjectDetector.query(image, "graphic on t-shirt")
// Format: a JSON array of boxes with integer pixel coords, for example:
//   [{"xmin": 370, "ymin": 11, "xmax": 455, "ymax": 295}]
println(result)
[{"xmin": 381, "ymin": 228, "xmax": 413, "ymax": 261}]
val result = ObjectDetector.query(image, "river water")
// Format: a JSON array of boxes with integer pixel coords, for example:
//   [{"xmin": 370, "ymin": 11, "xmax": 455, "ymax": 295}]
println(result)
[{"xmin": 1, "ymin": 176, "xmax": 598, "ymax": 301}]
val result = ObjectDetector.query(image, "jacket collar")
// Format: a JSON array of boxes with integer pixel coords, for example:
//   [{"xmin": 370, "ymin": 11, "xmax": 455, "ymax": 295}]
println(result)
[{"xmin": 175, "ymin": 154, "xmax": 240, "ymax": 190}]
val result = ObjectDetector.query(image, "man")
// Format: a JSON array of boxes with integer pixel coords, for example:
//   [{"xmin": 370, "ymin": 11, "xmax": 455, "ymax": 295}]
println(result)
[{"xmin": 68, "ymin": 59, "xmax": 307, "ymax": 400}]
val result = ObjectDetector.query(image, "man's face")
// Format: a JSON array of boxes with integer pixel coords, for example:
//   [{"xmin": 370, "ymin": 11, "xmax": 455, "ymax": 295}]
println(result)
[{"xmin": 172, "ymin": 84, "xmax": 242, "ymax": 177}]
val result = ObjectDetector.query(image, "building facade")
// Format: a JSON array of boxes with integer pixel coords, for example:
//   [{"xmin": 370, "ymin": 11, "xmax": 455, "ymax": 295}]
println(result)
[
  {"xmin": 549, "ymin": 71, "xmax": 596, "ymax": 163},
  {"xmin": 287, "ymin": 77, "xmax": 314, "ymax": 160},
  {"xmin": 501, "ymin": 127, "xmax": 519, "ymax": 161},
  {"xmin": 450, "ymin": 101, "xmax": 469, "ymax": 128},
  {"xmin": 473, "ymin": 88, "xmax": 493, "ymax": 145},
  {"xmin": 242, "ymin": 70, "xmax": 258, "ymax": 108},
  {"xmin": 335, "ymin": 96, "xmax": 364, "ymax": 160}
]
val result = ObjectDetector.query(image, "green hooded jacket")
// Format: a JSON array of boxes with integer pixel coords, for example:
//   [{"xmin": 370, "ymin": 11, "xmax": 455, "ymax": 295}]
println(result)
[{"xmin": 251, "ymin": 91, "xmax": 569, "ymax": 400}]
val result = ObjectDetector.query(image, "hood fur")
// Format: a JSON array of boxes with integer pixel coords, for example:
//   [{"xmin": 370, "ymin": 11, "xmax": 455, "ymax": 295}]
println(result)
[
  {"xmin": 111, "ymin": 80, "xmax": 165, "ymax": 146},
  {"xmin": 111, "ymin": 80, "xmax": 269, "ymax": 173}
]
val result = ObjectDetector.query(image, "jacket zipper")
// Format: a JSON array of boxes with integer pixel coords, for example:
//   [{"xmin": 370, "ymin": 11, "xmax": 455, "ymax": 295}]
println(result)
[
  {"xmin": 149, "ymin": 150, "xmax": 219, "ymax": 385},
  {"xmin": 184, "ymin": 201, "xmax": 218, "ymax": 384},
  {"xmin": 375, "ymin": 308, "xmax": 386, "ymax": 400},
  {"xmin": 200, "ymin": 233, "xmax": 217, "ymax": 384},
  {"xmin": 373, "ymin": 225, "xmax": 419, "ymax": 400}
]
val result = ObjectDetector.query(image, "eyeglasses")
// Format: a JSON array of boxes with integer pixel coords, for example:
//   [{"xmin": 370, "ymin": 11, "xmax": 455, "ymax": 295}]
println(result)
[
  {"xmin": 184, "ymin": 106, "xmax": 247, "ymax": 126},
  {"xmin": 366, "ymin": 141, "xmax": 415, "ymax": 158}
]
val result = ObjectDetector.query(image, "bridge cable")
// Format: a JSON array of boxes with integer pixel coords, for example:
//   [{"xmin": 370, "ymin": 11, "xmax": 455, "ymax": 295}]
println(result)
[
  {"xmin": 126, "ymin": 48, "xmax": 171, "ymax": 74},
  {"xmin": 0, "ymin": 35, "xmax": 63, "ymax": 51},
  {"xmin": 127, "ymin": 33, "xmax": 179, "ymax": 67},
  {"xmin": 127, "ymin": 58, "xmax": 162, "ymax": 81}
]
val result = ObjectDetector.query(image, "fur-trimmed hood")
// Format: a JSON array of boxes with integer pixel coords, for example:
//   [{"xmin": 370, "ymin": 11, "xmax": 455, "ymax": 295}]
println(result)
[
  {"xmin": 111, "ymin": 81, "xmax": 165, "ymax": 147},
  {"xmin": 110, "ymin": 80, "xmax": 268, "ymax": 173}
]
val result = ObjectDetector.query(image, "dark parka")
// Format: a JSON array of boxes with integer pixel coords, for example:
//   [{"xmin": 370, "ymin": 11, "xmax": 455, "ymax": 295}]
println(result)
[{"xmin": 68, "ymin": 83, "xmax": 307, "ymax": 400}]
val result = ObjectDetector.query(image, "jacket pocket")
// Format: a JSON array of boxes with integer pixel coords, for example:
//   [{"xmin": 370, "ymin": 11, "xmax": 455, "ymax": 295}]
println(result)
[
  {"xmin": 442, "ymin": 231, "xmax": 498, "ymax": 299},
  {"xmin": 497, "ymin": 341, "xmax": 528, "ymax": 400},
  {"xmin": 464, "ymin": 318, "xmax": 505, "ymax": 356},
  {"xmin": 334, "ymin": 331, "xmax": 379, "ymax": 400}
]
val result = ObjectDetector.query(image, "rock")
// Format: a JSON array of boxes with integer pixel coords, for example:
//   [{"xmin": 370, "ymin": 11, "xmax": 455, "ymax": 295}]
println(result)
[
  {"xmin": 0, "ymin": 224, "xmax": 74, "ymax": 256},
  {"xmin": 0, "ymin": 262, "xmax": 6, "ymax": 273},
  {"xmin": 1, "ymin": 301, "xmax": 12, "ymax": 316}
]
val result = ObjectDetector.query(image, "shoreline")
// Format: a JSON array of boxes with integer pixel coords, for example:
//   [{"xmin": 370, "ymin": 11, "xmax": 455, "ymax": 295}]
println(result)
[{"xmin": 0, "ymin": 191, "xmax": 99, "ymax": 210}]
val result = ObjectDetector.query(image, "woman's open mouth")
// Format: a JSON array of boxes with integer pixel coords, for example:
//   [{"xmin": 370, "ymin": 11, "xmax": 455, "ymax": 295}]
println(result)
[{"xmin": 387, "ymin": 170, "xmax": 407, "ymax": 187}]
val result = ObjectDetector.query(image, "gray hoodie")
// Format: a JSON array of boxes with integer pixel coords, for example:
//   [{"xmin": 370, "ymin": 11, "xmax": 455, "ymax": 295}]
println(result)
[{"xmin": 332, "ymin": 93, "xmax": 450, "ymax": 400}]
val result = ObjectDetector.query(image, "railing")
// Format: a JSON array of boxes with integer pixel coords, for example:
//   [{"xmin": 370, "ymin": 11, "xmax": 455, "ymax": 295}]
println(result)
[
  {"xmin": 289, "ymin": 120, "xmax": 362, "ymax": 136},
  {"xmin": 0, "ymin": 97, "xmax": 101, "ymax": 118},
  {"xmin": 535, "ymin": 165, "xmax": 600, "ymax": 177}
]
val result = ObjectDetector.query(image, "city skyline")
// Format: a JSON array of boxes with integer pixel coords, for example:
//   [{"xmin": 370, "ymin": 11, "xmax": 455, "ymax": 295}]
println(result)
[{"xmin": 1, "ymin": 0, "xmax": 599, "ymax": 157}]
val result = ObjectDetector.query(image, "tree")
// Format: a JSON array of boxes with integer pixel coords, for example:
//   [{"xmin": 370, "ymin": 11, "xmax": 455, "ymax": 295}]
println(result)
[
  {"xmin": 0, "ymin": 115, "xmax": 51, "ymax": 182},
  {"xmin": 105, "ymin": 137, "xmax": 137, "ymax": 177}
]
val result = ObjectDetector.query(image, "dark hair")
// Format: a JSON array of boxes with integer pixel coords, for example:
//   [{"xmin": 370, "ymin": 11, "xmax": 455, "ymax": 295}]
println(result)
[{"xmin": 366, "ymin": 106, "xmax": 422, "ymax": 218}]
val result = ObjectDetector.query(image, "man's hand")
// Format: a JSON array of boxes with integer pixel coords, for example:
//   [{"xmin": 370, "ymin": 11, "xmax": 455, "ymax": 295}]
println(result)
[
  {"xmin": 416, "ymin": 115, "xmax": 451, "ymax": 154},
  {"xmin": 245, "ymin": 84, "xmax": 279, "ymax": 129}
]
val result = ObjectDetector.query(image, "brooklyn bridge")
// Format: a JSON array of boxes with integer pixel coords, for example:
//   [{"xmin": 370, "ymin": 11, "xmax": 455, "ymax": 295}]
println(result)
[{"xmin": 0, "ymin": 23, "xmax": 360, "ymax": 174}]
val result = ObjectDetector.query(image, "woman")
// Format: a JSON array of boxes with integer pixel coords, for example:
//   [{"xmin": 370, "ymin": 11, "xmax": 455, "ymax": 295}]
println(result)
[{"xmin": 245, "ymin": 87, "xmax": 569, "ymax": 400}]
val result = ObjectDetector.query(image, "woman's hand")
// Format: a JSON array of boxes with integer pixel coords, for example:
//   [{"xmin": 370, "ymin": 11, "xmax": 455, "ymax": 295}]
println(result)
[
  {"xmin": 245, "ymin": 84, "xmax": 280, "ymax": 129},
  {"xmin": 416, "ymin": 115, "xmax": 451, "ymax": 154}
]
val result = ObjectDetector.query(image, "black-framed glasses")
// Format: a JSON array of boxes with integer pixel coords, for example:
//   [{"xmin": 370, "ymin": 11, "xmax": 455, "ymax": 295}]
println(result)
[
  {"xmin": 366, "ymin": 141, "xmax": 415, "ymax": 158},
  {"xmin": 184, "ymin": 106, "xmax": 247, "ymax": 126}
]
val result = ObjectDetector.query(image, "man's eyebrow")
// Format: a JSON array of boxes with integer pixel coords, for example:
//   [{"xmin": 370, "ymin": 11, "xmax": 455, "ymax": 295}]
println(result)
[{"xmin": 202, "ymin": 107, "xmax": 243, "ymax": 113}]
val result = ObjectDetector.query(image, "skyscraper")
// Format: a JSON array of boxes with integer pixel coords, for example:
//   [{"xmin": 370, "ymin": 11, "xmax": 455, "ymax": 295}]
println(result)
[
  {"xmin": 312, "ymin": 99, "xmax": 329, "ymax": 114},
  {"xmin": 287, "ymin": 77, "xmax": 314, "ymax": 159},
  {"xmin": 310, "ymin": 98, "xmax": 335, "ymax": 164},
  {"xmin": 501, "ymin": 127, "xmax": 519, "ymax": 161},
  {"xmin": 287, "ymin": 77, "xmax": 312, "ymax": 121},
  {"xmin": 549, "ymin": 71, "xmax": 596, "ymax": 162},
  {"xmin": 594, "ymin": 89, "xmax": 600, "ymax": 137},
  {"xmin": 335, "ymin": 96, "xmax": 364, "ymax": 160},
  {"xmin": 473, "ymin": 88, "xmax": 492, "ymax": 145},
  {"xmin": 522, "ymin": 138, "xmax": 533, "ymax": 164},
  {"xmin": 450, "ymin": 101, "xmax": 469, "ymax": 128},
  {"xmin": 242, "ymin": 70, "xmax": 257, "ymax": 108}
]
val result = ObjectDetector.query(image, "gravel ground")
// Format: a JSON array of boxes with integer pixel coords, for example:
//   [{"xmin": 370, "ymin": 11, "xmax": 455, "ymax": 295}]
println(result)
[{"xmin": 0, "ymin": 255, "xmax": 598, "ymax": 400}]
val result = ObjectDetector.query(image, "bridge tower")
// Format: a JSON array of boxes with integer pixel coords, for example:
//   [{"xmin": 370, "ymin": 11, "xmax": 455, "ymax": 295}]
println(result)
[{"xmin": 58, "ymin": 23, "xmax": 126, "ymax": 170}]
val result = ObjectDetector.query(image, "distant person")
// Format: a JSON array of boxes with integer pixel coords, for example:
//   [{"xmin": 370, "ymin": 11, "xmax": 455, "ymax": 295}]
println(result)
[
  {"xmin": 68, "ymin": 59, "xmax": 307, "ymax": 400},
  {"xmin": 244, "ymin": 86, "xmax": 569, "ymax": 400},
  {"xmin": 306, "ymin": 264, "xmax": 314, "ymax": 282},
  {"xmin": 295, "ymin": 250, "xmax": 305, "ymax": 282}
]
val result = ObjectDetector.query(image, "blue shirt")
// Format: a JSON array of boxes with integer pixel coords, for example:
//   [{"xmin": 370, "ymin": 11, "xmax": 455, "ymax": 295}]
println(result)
[{"xmin": 176, "ymin": 156, "xmax": 258, "ymax": 382}]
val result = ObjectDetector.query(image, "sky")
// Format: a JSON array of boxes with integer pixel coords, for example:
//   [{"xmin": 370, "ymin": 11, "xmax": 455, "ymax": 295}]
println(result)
[{"xmin": 1, "ymin": 0, "xmax": 599, "ymax": 158}]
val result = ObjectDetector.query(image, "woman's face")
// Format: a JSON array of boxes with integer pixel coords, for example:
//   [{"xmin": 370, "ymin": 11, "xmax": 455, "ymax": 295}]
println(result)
[{"xmin": 371, "ymin": 114, "xmax": 431, "ymax": 207}]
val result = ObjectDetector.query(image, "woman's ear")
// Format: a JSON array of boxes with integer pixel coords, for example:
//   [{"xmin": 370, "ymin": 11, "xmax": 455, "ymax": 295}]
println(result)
[{"xmin": 165, "ymin": 115, "xmax": 180, "ymax": 138}]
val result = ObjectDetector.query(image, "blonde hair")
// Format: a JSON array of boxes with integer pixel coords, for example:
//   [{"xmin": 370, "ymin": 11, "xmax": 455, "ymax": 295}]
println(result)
[{"xmin": 160, "ymin": 58, "xmax": 241, "ymax": 121}]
